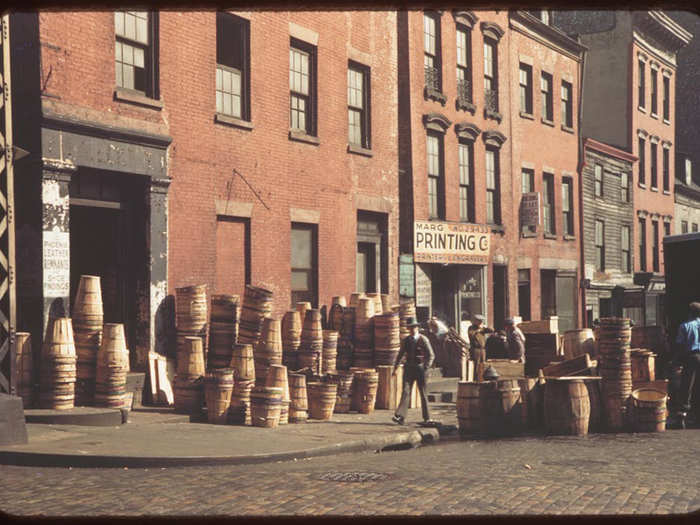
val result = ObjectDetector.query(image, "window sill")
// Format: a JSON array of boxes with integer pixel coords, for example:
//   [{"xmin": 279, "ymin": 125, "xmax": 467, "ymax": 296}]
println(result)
[
  {"xmin": 650, "ymin": 112, "xmax": 659, "ymax": 120},
  {"xmin": 215, "ymin": 113, "xmax": 253, "ymax": 130},
  {"xmin": 289, "ymin": 130, "xmax": 320, "ymax": 146},
  {"xmin": 650, "ymin": 186, "xmax": 658, "ymax": 192},
  {"xmin": 541, "ymin": 118, "xmax": 554, "ymax": 127},
  {"xmin": 563, "ymin": 234, "xmax": 576, "ymax": 241},
  {"xmin": 424, "ymin": 87, "xmax": 447, "ymax": 106},
  {"xmin": 484, "ymin": 109, "xmax": 503, "ymax": 123},
  {"xmin": 456, "ymin": 99, "xmax": 476, "ymax": 114},
  {"xmin": 638, "ymin": 106, "xmax": 646, "ymax": 114},
  {"xmin": 663, "ymin": 118, "xmax": 671, "ymax": 125},
  {"xmin": 347, "ymin": 144, "xmax": 373, "ymax": 157},
  {"xmin": 114, "ymin": 88, "xmax": 163, "ymax": 110},
  {"xmin": 521, "ymin": 231, "xmax": 537, "ymax": 238},
  {"xmin": 519, "ymin": 111, "xmax": 534, "ymax": 120},
  {"xmin": 561, "ymin": 124, "xmax": 574, "ymax": 134},
  {"xmin": 543, "ymin": 233, "xmax": 557, "ymax": 240},
  {"xmin": 489, "ymin": 224, "xmax": 505, "ymax": 234},
  {"xmin": 663, "ymin": 190, "xmax": 671, "ymax": 195},
  {"xmin": 638, "ymin": 182, "xmax": 647, "ymax": 189}
]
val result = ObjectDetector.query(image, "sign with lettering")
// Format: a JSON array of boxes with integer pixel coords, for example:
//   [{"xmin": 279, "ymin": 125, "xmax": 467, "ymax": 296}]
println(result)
[
  {"xmin": 520, "ymin": 192, "xmax": 541, "ymax": 227},
  {"xmin": 413, "ymin": 221, "xmax": 490, "ymax": 264},
  {"xmin": 43, "ymin": 230, "xmax": 70, "ymax": 298},
  {"xmin": 399, "ymin": 254, "xmax": 415, "ymax": 298},
  {"xmin": 415, "ymin": 263, "xmax": 432, "ymax": 307}
]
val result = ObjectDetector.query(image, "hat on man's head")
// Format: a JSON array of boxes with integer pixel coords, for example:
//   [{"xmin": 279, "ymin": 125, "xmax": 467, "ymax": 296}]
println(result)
[
  {"xmin": 505, "ymin": 317, "xmax": 516, "ymax": 325},
  {"xmin": 405, "ymin": 316, "xmax": 420, "ymax": 327},
  {"xmin": 473, "ymin": 314, "xmax": 485, "ymax": 322}
]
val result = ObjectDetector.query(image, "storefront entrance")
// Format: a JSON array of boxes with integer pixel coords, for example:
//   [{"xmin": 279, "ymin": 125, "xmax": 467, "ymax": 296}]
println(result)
[{"xmin": 428, "ymin": 264, "xmax": 486, "ymax": 331}]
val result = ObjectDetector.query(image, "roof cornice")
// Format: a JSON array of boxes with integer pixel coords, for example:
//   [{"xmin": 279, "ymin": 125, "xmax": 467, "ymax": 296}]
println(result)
[
  {"xmin": 510, "ymin": 10, "xmax": 587, "ymax": 60},
  {"xmin": 584, "ymin": 137, "xmax": 638, "ymax": 163}
]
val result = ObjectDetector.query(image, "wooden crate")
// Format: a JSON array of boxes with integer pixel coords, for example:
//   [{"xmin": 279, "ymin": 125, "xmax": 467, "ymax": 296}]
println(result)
[
  {"xmin": 519, "ymin": 317, "xmax": 559, "ymax": 335},
  {"xmin": 482, "ymin": 359, "xmax": 525, "ymax": 380},
  {"xmin": 541, "ymin": 354, "xmax": 594, "ymax": 378},
  {"xmin": 524, "ymin": 333, "xmax": 561, "ymax": 377},
  {"xmin": 376, "ymin": 365, "xmax": 401, "ymax": 410}
]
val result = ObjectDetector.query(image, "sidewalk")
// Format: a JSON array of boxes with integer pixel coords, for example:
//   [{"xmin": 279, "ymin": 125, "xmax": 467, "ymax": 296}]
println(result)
[{"xmin": 0, "ymin": 379, "xmax": 460, "ymax": 468}]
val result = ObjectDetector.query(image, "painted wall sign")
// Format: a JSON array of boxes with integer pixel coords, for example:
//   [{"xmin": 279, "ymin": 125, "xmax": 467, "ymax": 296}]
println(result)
[
  {"xmin": 413, "ymin": 221, "xmax": 490, "ymax": 264},
  {"xmin": 520, "ymin": 192, "xmax": 541, "ymax": 227},
  {"xmin": 415, "ymin": 263, "xmax": 432, "ymax": 307},
  {"xmin": 399, "ymin": 254, "xmax": 415, "ymax": 298},
  {"xmin": 43, "ymin": 230, "xmax": 70, "ymax": 298}
]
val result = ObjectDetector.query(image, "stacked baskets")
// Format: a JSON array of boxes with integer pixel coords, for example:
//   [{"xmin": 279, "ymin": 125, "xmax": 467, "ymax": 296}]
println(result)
[
  {"xmin": 281, "ymin": 310, "xmax": 302, "ymax": 372},
  {"xmin": 94, "ymin": 323, "xmax": 130, "ymax": 408},
  {"xmin": 208, "ymin": 294, "xmax": 240, "ymax": 370},
  {"xmin": 238, "ymin": 285, "xmax": 274, "ymax": 346},
  {"xmin": 72, "ymin": 275, "xmax": 104, "ymax": 405},
  {"xmin": 173, "ymin": 336, "xmax": 205, "ymax": 414},
  {"xmin": 373, "ymin": 311, "xmax": 400, "ymax": 366},
  {"xmin": 175, "ymin": 285, "xmax": 208, "ymax": 369},
  {"xmin": 39, "ymin": 318, "xmax": 77, "ymax": 410},
  {"xmin": 298, "ymin": 309, "xmax": 323, "ymax": 375},
  {"xmin": 597, "ymin": 317, "xmax": 633, "ymax": 431},
  {"xmin": 353, "ymin": 298, "xmax": 375, "ymax": 368}
]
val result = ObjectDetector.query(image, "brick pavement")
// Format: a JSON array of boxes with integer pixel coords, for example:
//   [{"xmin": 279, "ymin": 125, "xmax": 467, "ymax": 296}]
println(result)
[{"xmin": 2, "ymin": 427, "xmax": 700, "ymax": 516}]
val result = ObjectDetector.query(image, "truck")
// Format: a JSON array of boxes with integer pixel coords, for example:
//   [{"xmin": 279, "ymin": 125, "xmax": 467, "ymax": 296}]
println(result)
[{"xmin": 663, "ymin": 232, "xmax": 700, "ymax": 346}]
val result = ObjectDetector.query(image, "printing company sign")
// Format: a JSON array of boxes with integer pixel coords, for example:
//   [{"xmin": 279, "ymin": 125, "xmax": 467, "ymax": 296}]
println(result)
[{"xmin": 413, "ymin": 221, "xmax": 490, "ymax": 264}]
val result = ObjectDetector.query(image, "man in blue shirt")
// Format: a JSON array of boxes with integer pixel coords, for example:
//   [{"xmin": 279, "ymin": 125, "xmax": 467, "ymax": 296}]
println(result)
[{"xmin": 675, "ymin": 302, "xmax": 700, "ymax": 424}]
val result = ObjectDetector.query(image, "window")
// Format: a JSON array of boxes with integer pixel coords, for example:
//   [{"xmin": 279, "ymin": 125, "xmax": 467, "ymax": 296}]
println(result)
[
  {"xmin": 694, "ymin": 224, "xmax": 699, "ymax": 233},
  {"xmin": 427, "ymin": 133, "xmax": 444, "ymax": 219},
  {"xmin": 652, "ymin": 220, "xmax": 659, "ymax": 272},
  {"xmin": 562, "ymin": 177, "xmax": 574, "ymax": 236},
  {"xmin": 290, "ymin": 40, "xmax": 317, "ymax": 135},
  {"xmin": 485, "ymin": 148, "xmax": 501, "ymax": 224},
  {"xmin": 561, "ymin": 81, "xmax": 573, "ymax": 128},
  {"xmin": 621, "ymin": 225, "xmax": 631, "ymax": 273},
  {"xmin": 663, "ymin": 147, "xmax": 670, "ymax": 192},
  {"xmin": 594, "ymin": 164, "xmax": 603, "ymax": 197},
  {"xmin": 424, "ymin": 13, "xmax": 441, "ymax": 91},
  {"xmin": 541, "ymin": 72, "xmax": 553, "ymax": 122},
  {"xmin": 519, "ymin": 63, "xmax": 533, "ymax": 114},
  {"xmin": 651, "ymin": 68, "xmax": 658, "ymax": 115},
  {"xmin": 484, "ymin": 39, "xmax": 498, "ymax": 112},
  {"xmin": 650, "ymin": 142, "xmax": 658, "ymax": 189},
  {"xmin": 638, "ymin": 60, "xmax": 645, "ymax": 109},
  {"xmin": 521, "ymin": 168, "xmax": 535, "ymax": 234},
  {"xmin": 540, "ymin": 10, "xmax": 551, "ymax": 25},
  {"xmin": 348, "ymin": 63, "xmax": 371, "ymax": 149},
  {"xmin": 638, "ymin": 137, "xmax": 646, "ymax": 184},
  {"xmin": 664, "ymin": 222, "xmax": 671, "ymax": 237},
  {"xmin": 682, "ymin": 220, "xmax": 689, "ymax": 234},
  {"xmin": 291, "ymin": 223, "xmax": 318, "ymax": 306},
  {"xmin": 458, "ymin": 141, "xmax": 474, "ymax": 222},
  {"xmin": 114, "ymin": 11, "xmax": 158, "ymax": 97},
  {"xmin": 216, "ymin": 13, "xmax": 250, "ymax": 120},
  {"xmin": 595, "ymin": 220, "xmax": 605, "ymax": 271},
  {"xmin": 621, "ymin": 172, "xmax": 630, "ymax": 202},
  {"xmin": 639, "ymin": 218, "xmax": 647, "ymax": 271},
  {"xmin": 685, "ymin": 157, "xmax": 692, "ymax": 186},
  {"xmin": 663, "ymin": 76, "xmax": 670, "ymax": 120},
  {"xmin": 456, "ymin": 26, "xmax": 472, "ymax": 104},
  {"xmin": 543, "ymin": 172, "xmax": 555, "ymax": 235}
]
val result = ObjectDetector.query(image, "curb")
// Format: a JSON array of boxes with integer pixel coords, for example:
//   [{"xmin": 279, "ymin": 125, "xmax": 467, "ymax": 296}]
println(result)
[{"xmin": 0, "ymin": 428, "xmax": 441, "ymax": 469}]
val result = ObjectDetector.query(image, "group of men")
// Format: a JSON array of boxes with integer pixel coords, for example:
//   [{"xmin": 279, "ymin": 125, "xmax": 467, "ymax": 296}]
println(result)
[{"xmin": 466, "ymin": 314, "xmax": 526, "ymax": 366}]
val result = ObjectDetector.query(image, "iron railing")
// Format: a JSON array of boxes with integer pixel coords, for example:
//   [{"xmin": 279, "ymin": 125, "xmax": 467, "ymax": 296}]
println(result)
[{"xmin": 457, "ymin": 79, "xmax": 473, "ymax": 106}]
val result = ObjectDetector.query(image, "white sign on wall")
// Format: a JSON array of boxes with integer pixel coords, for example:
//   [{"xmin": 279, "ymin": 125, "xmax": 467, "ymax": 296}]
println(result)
[{"xmin": 520, "ymin": 192, "xmax": 541, "ymax": 227}]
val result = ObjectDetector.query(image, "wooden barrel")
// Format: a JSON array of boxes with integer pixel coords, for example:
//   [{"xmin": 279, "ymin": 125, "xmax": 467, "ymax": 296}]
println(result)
[
  {"xmin": 281, "ymin": 310, "xmax": 301, "ymax": 372},
  {"xmin": 254, "ymin": 318, "xmax": 282, "ymax": 385},
  {"xmin": 336, "ymin": 337, "xmax": 354, "ymax": 371},
  {"xmin": 457, "ymin": 381, "xmax": 481, "ymax": 435},
  {"xmin": 94, "ymin": 323, "xmax": 130, "ymax": 408},
  {"xmin": 597, "ymin": 318, "xmax": 632, "ymax": 432},
  {"xmin": 563, "ymin": 329, "xmax": 595, "ymax": 360},
  {"xmin": 373, "ymin": 312, "xmax": 400, "ymax": 366},
  {"xmin": 204, "ymin": 368, "xmax": 234, "ymax": 424},
  {"xmin": 375, "ymin": 365, "xmax": 400, "ymax": 410},
  {"xmin": 298, "ymin": 309, "xmax": 323, "ymax": 375},
  {"xmin": 366, "ymin": 293, "xmax": 383, "ymax": 317},
  {"xmin": 229, "ymin": 377, "xmax": 254, "ymax": 425},
  {"xmin": 354, "ymin": 298, "xmax": 375, "ymax": 348},
  {"xmin": 15, "ymin": 332, "xmax": 34, "ymax": 409},
  {"xmin": 174, "ymin": 336, "xmax": 205, "ymax": 414},
  {"xmin": 208, "ymin": 294, "xmax": 240, "ymax": 370},
  {"xmin": 328, "ymin": 303, "xmax": 345, "ymax": 332},
  {"xmin": 517, "ymin": 377, "xmax": 538, "ymax": 430},
  {"xmin": 322, "ymin": 330, "xmax": 339, "ymax": 374},
  {"xmin": 353, "ymin": 369, "xmax": 379, "ymax": 414},
  {"xmin": 399, "ymin": 301, "xmax": 417, "ymax": 340},
  {"xmin": 238, "ymin": 285, "xmax": 273, "ymax": 346},
  {"xmin": 581, "ymin": 376, "xmax": 603, "ymax": 433},
  {"xmin": 98, "ymin": 324, "xmax": 129, "ymax": 370},
  {"xmin": 39, "ymin": 318, "xmax": 77, "ymax": 410},
  {"xmin": 631, "ymin": 388, "xmax": 667, "ymax": 433},
  {"xmin": 341, "ymin": 306, "xmax": 355, "ymax": 340},
  {"xmin": 544, "ymin": 377, "xmax": 590, "ymax": 436},
  {"xmin": 380, "ymin": 294, "xmax": 392, "ymax": 314},
  {"xmin": 175, "ymin": 284, "xmax": 208, "ymax": 332},
  {"xmin": 349, "ymin": 293, "xmax": 364, "ymax": 308},
  {"xmin": 332, "ymin": 296, "xmax": 347, "ymax": 307},
  {"xmin": 307, "ymin": 382, "xmax": 338, "ymax": 420},
  {"xmin": 177, "ymin": 336, "xmax": 205, "ymax": 379},
  {"xmin": 72, "ymin": 275, "xmax": 104, "ymax": 329},
  {"xmin": 266, "ymin": 364, "xmax": 290, "ymax": 402},
  {"xmin": 231, "ymin": 343, "xmax": 255, "ymax": 383},
  {"xmin": 631, "ymin": 349, "xmax": 656, "ymax": 384},
  {"xmin": 288, "ymin": 373, "xmax": 308, "ymax": 423},
  {"xmin": 250, "ymin": 386, "xmax": 283, "ymax": 428},
  {"xmin": 42, "ymin": 317, "xmax": 77, "ymax": 360},
  {"xmin": 296, "ymin": 302, "xmax": 312, "ymax": 323},
  {"xmin": 326, "ymin": 370, "xmax": 354, "ymax": 413},
  {"xmin": 479, "ymin": 379, "xmax": 523, "ymax": 437}
]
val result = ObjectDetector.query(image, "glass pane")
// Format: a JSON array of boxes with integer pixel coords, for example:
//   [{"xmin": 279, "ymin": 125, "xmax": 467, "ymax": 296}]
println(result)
[
  {"xmin": 134, "ymin": 47, "xmax": 144, "ymax": 68},
  {"xmin": 115, "ymin": 12, "xmax": 124, "ymax": 36},
  {"xmin": 125, "ymin": 12, "xmax": 136, "ymax": 40},
  {"xmin": 232, "ymin": 94, "xmax": 241, "ymax": 118},
  {"xmin": 136, "ymin": 15, "xmax": 148, "ymax": 44},
  {"xmin": 115, "ymin": 41, "xmax": 122, "ymax": 62},
  {"xmin": 123, "ymin": 43, "xmax": 134, "ymax": 65},
  {"xmin": 115, "ymin": 62, "xmax": 123, "ymax": 87},
  {"xmin": 223, "ymin": 92, "xmax": 231, "ymax": 115},
  {"xmin": 216, "ymin": 67, "xmax": 222, "ymax": 90},
  {"xmin": 223, "ymin": 69, "xmax": 231, "ymax": 92},
  {"xmin": 291, "ymin": 227, "xmax": 313, "ymax": 269},
  {"xmin": 123, "ymin": 64, "xmax": 134, "ymax": 89},
  {"xmin": 291, "ymin": 271, "xmax": 310, "ymax": 291},
  {"xmin": 232, "ymin": 70, "xmax": 241, "ymax": 95},
  {"xmin": 216, "ymin": 91, "xmax": 223, "ymax": 114}
]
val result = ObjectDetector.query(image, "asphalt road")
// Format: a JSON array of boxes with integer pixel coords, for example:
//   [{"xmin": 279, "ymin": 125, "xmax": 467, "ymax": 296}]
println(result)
[{"xmin": 2, "ymin": 427, "xmax": 700, "ymax": 517}]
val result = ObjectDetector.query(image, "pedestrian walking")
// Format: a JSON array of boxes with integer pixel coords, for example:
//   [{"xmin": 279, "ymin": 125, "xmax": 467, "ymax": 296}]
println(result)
[
  {"xmin": 673, "ymin": 302, "xmax": 700, "ymax": 427},
  {"xmin": 468, "ymin": 314, "xmax": 492, "ymax": 366},
  {"xmin": 505, "ymin": 318, "xmax": 526, "ymax": 363},
  {"xmin": 392, "ymin": 316, "xmax": 436, "ymax": 425}
]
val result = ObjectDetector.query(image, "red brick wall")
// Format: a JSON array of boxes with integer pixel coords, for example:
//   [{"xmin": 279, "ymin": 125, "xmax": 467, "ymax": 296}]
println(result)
[{"xmin": 215, "ymin": 218, "xmax": 248, "ymax": 298}]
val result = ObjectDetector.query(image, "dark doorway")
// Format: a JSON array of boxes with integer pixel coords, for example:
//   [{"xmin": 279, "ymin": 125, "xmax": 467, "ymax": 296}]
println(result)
[
  {"xmin": 518, "ymin": 269, "xmax": 531, "ymax": 321},
  {"xmin": 356, "ymin": 242, "xmax": 377, "ymax": 294},
  {"xmin": 493, "ymin": 264, "xmax": 508, "ymax": 330}
]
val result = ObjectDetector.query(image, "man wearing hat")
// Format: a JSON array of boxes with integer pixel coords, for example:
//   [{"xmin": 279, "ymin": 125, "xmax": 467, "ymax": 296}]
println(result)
[
  {"xmin": 505, "ymin": 318, "xmax": 526, "ymax": 363},
  {"xmin": 673, "ymin": 301, "xmax": 700, "ymax": 426},
  {"xmin": 392, "ymin": 316, "xmax": 436, "ymax": 425},
  {"xmin": 468, "ymin": 314, "xmax": 492, "ymax": 368}
]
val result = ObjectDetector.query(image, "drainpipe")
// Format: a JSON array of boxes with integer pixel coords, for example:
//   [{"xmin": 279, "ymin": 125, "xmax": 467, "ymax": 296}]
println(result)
[{"xmin": 577, "ymin": 40, "xmax": 587, "ymax": 328}]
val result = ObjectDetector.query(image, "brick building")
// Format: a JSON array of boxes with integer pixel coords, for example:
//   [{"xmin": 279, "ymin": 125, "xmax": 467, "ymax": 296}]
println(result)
[
  {"xmin": 397, "ymin": 9, "xmax": 584, "ymax": 333},
  {"xmin": 553, "ymin": 10, "xmax": 692, "ymax": 327},
  {"xmin": 10, "ymin": 10, "xmax": 400, "ymax": 369}
]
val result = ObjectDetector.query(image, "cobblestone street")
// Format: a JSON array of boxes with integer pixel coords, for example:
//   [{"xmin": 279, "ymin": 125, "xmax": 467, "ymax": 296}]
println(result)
[{"xmin": 2, "ymin": 428, "xmax": 700, "ymax": 517}]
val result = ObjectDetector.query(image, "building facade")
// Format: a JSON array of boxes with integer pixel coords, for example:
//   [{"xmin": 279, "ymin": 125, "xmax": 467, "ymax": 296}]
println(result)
[
  {"xmin": 674, "ymin": 158, "xmax": 700, "ymax": 235},
  {"xmin": 11, "ymin": 10, "xmax": 400, "ymax": 369},
  {"xmin": 398, "ymin": 9, "xmax": 584, "ymax": 333}
]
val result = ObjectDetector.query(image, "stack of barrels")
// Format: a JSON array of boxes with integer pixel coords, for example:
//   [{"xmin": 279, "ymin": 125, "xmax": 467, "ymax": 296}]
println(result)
[
  {"xmin": 366, "ymin": 293, "xmax": 383, "ymax": 316},
  {"xmin": 631, "ymin": 348, "xmax": 656, "ymax": 387},
  {"xmin": 543, "ymin": 377, "xmax": 591, "ymax": 436},
  {"xmin": 349, "ymin": 293, "xmax": 363, "ymax": 308},
  {"xmin": 380, "ymin": 294, "xmax": 392, "ymax": 314},
  {"xmin": 326, "ymin": 370, "xmax": 354, "ymax": 413},
  {"xmin": 39, "ymin": 318, "xmax": 77, "ymax": 410},
  {"xmin": 298, "ymin": 309, "xmax": 323, "ymax": 375},
  {"xmin": 479, "ymin": 379, "xmax": 524, "ymax": 437},
  {"xmin": 321, "ymin": 330, "xmax": 339, "ymax": 373},
  {"xmin": 353, "ymin": 298, "xmax": 375, "ymax": 368},
  {"xmin": 336, "ymin": 306, "xmax": 355, "ymax": 370},
  {"xmin": 307, "ymin": 381, "xmax": 338, "ymax": 420},
  {"xmin": 253, "ymin": 318, "xmax": 282, "ymax": 387},
  {"xmin": 15, "ymin": 332, "xmax": 33, "ymax": 408},
  {"xmin": 73, "ymin": 275, "xmax": 104, "ymax": 406},
  {"xmin": 208, "ymin": 294, "xmax": 240, "ymax": 370},
  {"xmin": 296, "ymin": 302, "xmax": 312, "ymax": 325},
  {"xmin": 204, "ymin": 368, "xmax": 234, "ymax": 424},
  {"xmin": 230, "ymin": 343, "xmax": 255, "ymax": 424},
  {"xmin": 399, "ymin": 301, "xmax": 416, "ymax": 341},
  {"xmin": 175, "ymin": 285, "xmax": 208, "ymax": 368},
  {"xmin": 597, "ymin": 317, "xmax": 633, "ymax": 431},
  {"xmin": 329, "ymin": 297, "xmax": 346, "ymax": 331},
  {"xmin": 174, "ymin": 336, "xmax": 205, "ymax": 414},
  {"xmin": 238, "ymin": 285, "xmax": 274, "ymax": 346},
  {"xmin": 281, "ymin": 310, "xmax": 302, "ymax": 372},
  {"xmin": 94, "ymin": 323, "xmax": 130, "ymax": 408},
  {"xmin": 250, "ymin": 385, "xmax": 283, "ymax": 428},
  {"xmin": 266, "ymin": 364, "xmax": 290, "ymax": 424},
  {"xmin": 373, "ymin": 312, "xmax": 400, "ymax": 366},
  {"xmin": 288, "ymin": 372, "xmax": 308, "ymax": 423},
  {"xmin": 351, "ymin": 368, "xmax": 379, "ymax": 414}
]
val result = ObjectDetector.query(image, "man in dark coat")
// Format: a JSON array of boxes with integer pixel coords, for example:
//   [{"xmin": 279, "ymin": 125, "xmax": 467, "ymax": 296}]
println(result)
[{"xmin": 392, "ymin": 316, "xmax": 436, "ymax": 425}]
